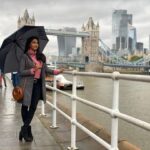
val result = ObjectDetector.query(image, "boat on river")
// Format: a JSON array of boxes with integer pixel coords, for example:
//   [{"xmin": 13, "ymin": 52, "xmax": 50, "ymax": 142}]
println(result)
[{"xmin": 46, "ymin": 74, "xmax": 84, "ymax": 90}]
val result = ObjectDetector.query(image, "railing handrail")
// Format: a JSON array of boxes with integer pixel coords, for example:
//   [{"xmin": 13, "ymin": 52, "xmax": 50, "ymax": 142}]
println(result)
[
  {"xmin": 64, "ymin": 71, "xmax": 150, "ymax": 82},
  {"xmin": 42, "ymin": 71, "xmax": 150, "ymax": 150},
  {"xmin": 46, "ymin": 85, "xmax": 150, "ymax": 131}
]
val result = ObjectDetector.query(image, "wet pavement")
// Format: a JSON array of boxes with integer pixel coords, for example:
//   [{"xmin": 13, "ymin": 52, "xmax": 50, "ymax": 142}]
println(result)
[{"xmin": 0, "ymin": 78, "xmax": 62, "ymax": 150}]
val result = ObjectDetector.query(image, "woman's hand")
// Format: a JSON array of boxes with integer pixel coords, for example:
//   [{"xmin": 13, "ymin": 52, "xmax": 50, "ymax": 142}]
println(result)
[
  {"xmin": 53, "ymin": 68, "xmax": 64, "ymax": 75},
  {"xmin": 35, "ymin": 64, "xmax": 42, "ymax": 70}
]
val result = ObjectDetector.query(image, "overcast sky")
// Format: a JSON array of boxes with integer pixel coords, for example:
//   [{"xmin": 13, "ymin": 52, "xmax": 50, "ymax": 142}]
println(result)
[{"xmin": 0, "ymin": 0, "xmax": 150, "ymax": 55}]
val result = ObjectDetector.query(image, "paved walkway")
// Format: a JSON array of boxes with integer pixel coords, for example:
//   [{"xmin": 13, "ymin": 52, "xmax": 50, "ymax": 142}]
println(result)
[{"xmin": 0, "ymin": 78, "xmax": 62, "ymax": 150}]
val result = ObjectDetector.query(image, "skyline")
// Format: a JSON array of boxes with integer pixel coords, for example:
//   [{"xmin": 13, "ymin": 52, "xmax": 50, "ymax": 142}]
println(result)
[{"xmin": 0, "ymin": 0, "xmax": 150, "ymax": 55}]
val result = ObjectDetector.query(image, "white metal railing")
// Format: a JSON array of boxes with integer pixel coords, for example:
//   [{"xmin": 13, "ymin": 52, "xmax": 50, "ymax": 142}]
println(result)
[{"xmin": 41, "ymin": 71, "xmax": 150, "ymax": 150}]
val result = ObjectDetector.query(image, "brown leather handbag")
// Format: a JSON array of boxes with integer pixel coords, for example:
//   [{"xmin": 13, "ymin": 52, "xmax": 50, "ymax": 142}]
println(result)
[{"xmin": 12, "ymin": 79, "xmax": 26, "ymax": 102}]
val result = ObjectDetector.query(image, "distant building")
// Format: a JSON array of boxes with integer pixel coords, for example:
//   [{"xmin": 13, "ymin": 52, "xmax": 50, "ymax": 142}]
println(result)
[
  {"xmin": 128, "ymin": 25, "xmax": 137, "ymax": 51},
  {"xmin": 112, "ymin": 10, "xmax": 136, "ymax": 53},
  {"xmin": 57, "ymin": 27, "xmax": 76, "ymax": 57},
  {"xmin": 82, "ymin": 17, "xmax": 99, "ymax": 62},
  {"xmin": 136, "ymin": 42, "xmax": 143, "ymax": 51},
  {"xmin": 144, "ymin": 48, "xmax": 148, "ymax": 54},
  {"xmin": 17, "ymin": 9, "xmax": 35, "ymax": 29},
  {"xmin": 136, "ymin": 42, "xmax": 143, "ymax": 56}
]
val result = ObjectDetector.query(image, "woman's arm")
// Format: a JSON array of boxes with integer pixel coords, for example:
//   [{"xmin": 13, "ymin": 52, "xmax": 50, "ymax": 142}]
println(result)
[
  {"xmin": 45, "ymin": 63, "xmax": 63, "ymax": 75},
  {"xmin": 45, "ymin": 64, "xmax": 54, "ymax": 74}
]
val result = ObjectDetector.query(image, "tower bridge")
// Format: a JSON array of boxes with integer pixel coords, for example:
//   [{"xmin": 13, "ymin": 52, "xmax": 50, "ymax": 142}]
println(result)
[
  {"xmin": 44, "ymin": 17, "xmax": 149, "ymax": 69},
  {"xmin": 44, "ymin": 28, "xmax": 149, "ymax": 68}
]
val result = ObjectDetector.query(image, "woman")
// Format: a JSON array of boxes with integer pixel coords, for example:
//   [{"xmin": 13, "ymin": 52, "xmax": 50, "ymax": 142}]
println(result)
[{"xmin": 19, "ymin": 36, "xmax": 62, "ymax": 142}]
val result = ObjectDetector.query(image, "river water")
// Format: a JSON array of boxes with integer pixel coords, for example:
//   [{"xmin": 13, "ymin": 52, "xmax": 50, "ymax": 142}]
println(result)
[{"xmin": 48, "ymin": 74, "xmax": 150, "ymax": 150}]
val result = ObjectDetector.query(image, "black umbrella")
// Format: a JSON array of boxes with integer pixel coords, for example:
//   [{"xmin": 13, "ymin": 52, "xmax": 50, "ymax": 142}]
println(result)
[{"xmin": 0, "ymin": 25, "xmax": 49, "ymax": 73}]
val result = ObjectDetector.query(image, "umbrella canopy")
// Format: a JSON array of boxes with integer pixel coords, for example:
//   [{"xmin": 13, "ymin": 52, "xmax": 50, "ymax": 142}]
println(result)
[{"xmin": 0, "ymin": 25, "xmax": 49, "ymax": 73}]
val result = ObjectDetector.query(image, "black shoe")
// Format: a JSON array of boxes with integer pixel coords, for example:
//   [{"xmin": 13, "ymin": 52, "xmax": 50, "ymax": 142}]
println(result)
[
  {"xmin": 28, "ymin": 126, "xmax": 33, "ymax": 140},
  {"xmin": 19, "ymin": 126, "xmax": 32, "ymax": 142}
]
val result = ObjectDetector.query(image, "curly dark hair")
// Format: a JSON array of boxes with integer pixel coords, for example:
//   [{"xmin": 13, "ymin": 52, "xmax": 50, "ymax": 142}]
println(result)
[{"xmin": 24, "ymin": 36, "xmax": 46, "ymax": 63}]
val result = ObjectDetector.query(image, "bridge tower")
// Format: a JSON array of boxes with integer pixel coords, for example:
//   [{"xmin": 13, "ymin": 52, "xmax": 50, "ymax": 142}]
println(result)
[
  {"xmin": 17, "ymin": 9, "xmax": 35, "ymax": 29},
  {"xmin": 81, "ymin": 17, "xmax": 99, "ymax": 63}
]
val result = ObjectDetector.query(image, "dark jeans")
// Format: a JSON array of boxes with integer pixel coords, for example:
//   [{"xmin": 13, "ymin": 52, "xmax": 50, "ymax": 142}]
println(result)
[{"xmin": 21, "ymin": 79, "xmax": 42, "ymax": 127}]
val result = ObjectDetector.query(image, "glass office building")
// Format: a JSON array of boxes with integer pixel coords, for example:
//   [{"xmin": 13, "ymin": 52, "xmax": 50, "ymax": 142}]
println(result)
[{"xmin": 112, "ymin": 10, "xmax": 136, "ymax": 53}]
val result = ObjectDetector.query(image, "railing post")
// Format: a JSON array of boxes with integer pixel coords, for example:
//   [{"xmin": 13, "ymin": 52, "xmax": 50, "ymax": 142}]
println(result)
[
  {"xmin": 50, "ymin": 75, "xmax": 58, "ymax": 128},
  {"xmin": 68, "ymin": 70, "xmax": 78, "ymax": 150},
  {"xmin": 111, "ymin": 72, "xmax": 119, "ymax": 150},
  {"xmin": 40, "ymin": 100, "xmax": 46, "ymax": 116}
]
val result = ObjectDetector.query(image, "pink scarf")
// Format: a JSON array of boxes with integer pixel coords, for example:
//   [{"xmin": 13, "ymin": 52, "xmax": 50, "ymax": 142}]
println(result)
[{"xmin": 28, "ymin": 49, "xmax": 43, "ymax": 79}]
